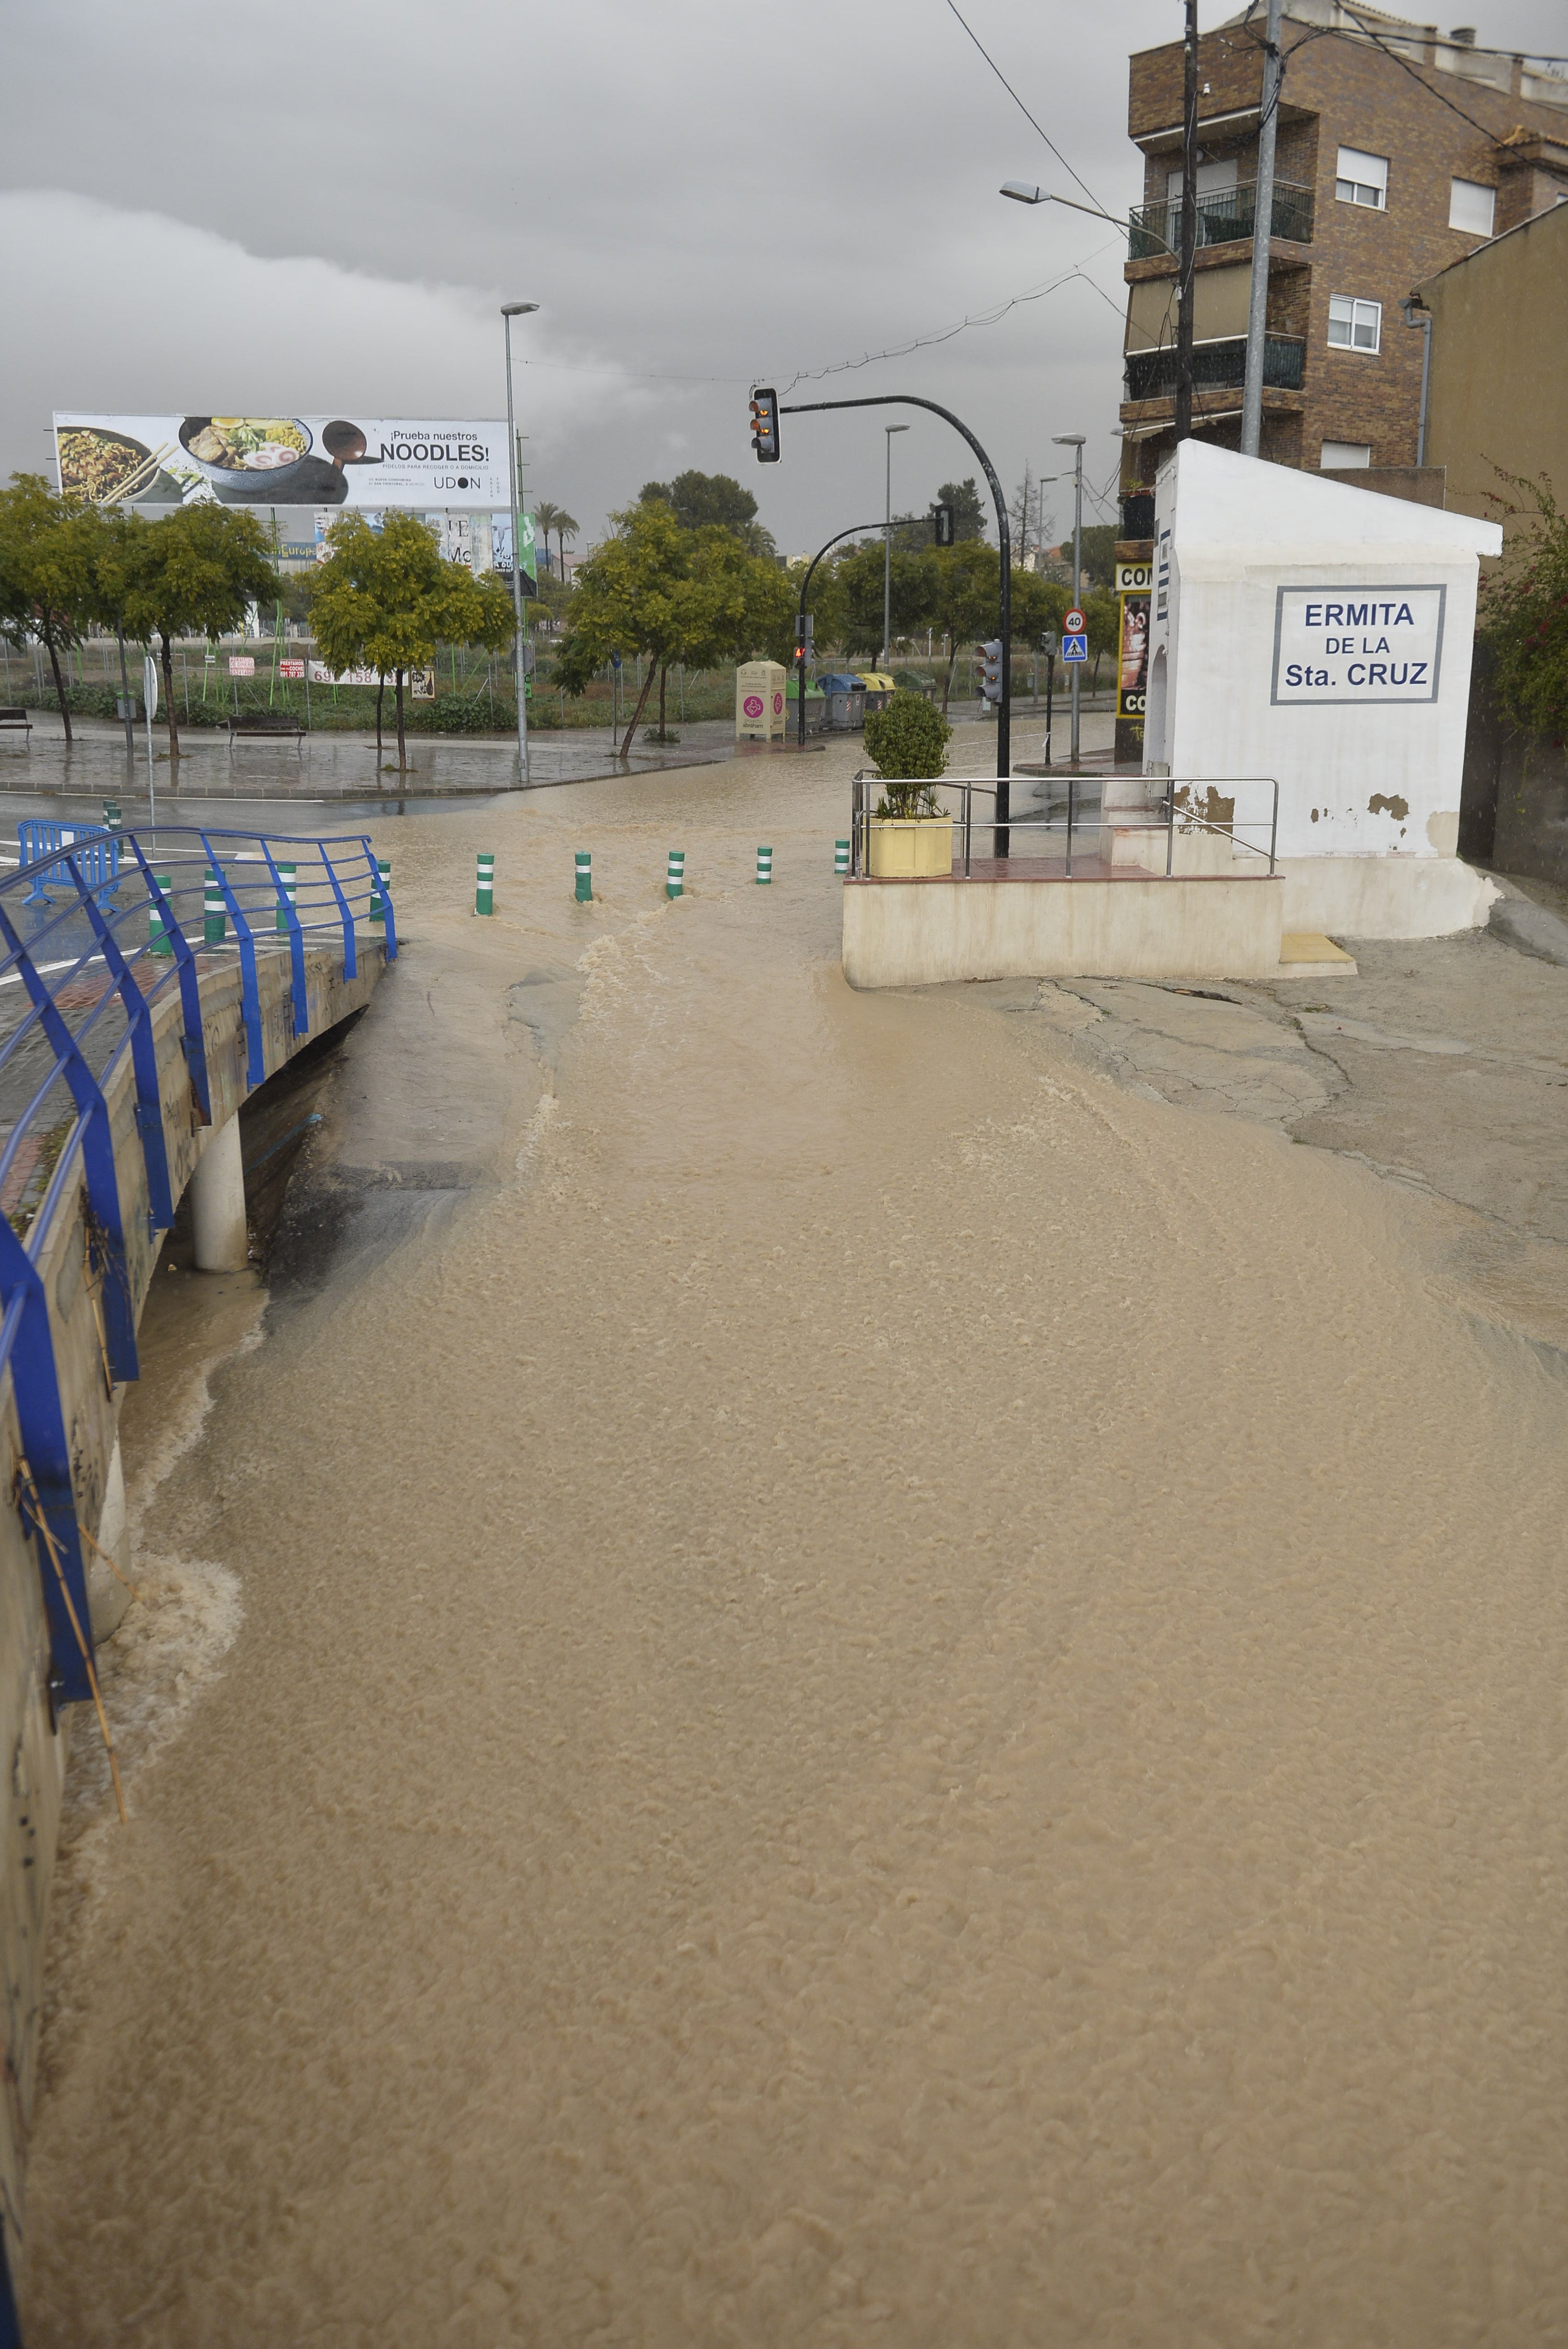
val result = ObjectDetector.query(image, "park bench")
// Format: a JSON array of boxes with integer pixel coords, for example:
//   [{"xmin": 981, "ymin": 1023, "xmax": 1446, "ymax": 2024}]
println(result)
[
  {"xmin": 225, "ymin": 712, "xmax": 306, "ymax": 750},
  {"xmin": 0, "ymin": 708, "xmax": 32, "ymax": 737}
]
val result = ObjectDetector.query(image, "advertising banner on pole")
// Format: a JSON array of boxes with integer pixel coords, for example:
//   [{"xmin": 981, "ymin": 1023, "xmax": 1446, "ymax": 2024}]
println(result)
[{"xmin": 53, "ymin": 414, "xmax": 510, "ymax": 511}]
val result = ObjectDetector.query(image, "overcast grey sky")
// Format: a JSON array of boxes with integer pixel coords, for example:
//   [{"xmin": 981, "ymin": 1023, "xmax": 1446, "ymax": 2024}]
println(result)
[{"xmin": 2, "ymin": 0, "xmax": 1562, "ymax": 557}]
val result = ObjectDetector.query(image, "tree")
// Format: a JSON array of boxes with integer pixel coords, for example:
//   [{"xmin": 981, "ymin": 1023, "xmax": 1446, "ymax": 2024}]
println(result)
[
  {"xmin": 534, "ymin": 500, "xmax": 565, "ymax": 580},
  {"xmin": 927, "ymin": 543, "xmax": 1003, "ymax": 713},
  {"xmin": 934, "ymin": 478, "xmax": 988, "ymax": 543},
  {"xmin": 551, "ymin": 509, "xmax": 579, "ymax": 584},
  {"xmin": 0, "ymin": 474, "xmax": 103, "ymax": 741},
  {"xmin": 829, "ymin": 544, "xmax": 939, "ymax": 660},
  {"xmin": 312, "ymin": 512, "xmax": 516, "ymax": 767},
  {"xmin": 555, "ymin": 500, "xmax": 792, "ymax": 756},
  {"xmin": 115, "ymin": 502, "xmax": 281, "ymax": 764},
  {"xmin": 1054, "ymin": 523, "xmax": 1119, "ymax": 591},
  {"xmin": 1085, "ymin": 589, "xmax": 1120, "ymax": 691},
  {"xmin": 640, "ymin": 471, "xmax": 776, "ymax": 558},
  {"xmin": 1479, "ymin": 469, "xmax": 1568, "ymax": 742}
]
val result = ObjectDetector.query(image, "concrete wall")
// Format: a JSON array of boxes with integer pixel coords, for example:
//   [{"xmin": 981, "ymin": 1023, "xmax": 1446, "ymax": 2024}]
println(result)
[
  {"xmin": 1460, "ymin": 639, "xmax": 1568, "ymax": 888},
  {"xmin": 1421, "ymin": 202, "xmax": 1568, "ymax": 536},
  {"xmin": 1144, "ymin": 441, "xmax": 1501, "ymax": 935},
  {"xmin": 0, "ymin": 931, "xmax": 384, "ymax": 2258},
  {"xmin": 842, "ymin": 874, "xmax": 1284, "ymax": 990}
]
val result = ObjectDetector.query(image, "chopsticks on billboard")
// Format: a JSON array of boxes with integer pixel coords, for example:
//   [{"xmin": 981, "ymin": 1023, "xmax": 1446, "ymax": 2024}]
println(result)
[{"xmin": 107, "ymin": 443, "xmax": 174, "ymax": 504}]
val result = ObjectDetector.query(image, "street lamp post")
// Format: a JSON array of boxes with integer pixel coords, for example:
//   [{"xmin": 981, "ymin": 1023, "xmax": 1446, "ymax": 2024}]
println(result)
[
  {"xmin": 1053, "ymin": 434, "xmax": 1085, "ymax": 766},
  {"xmin": 502, "ymin": 302, "xmax": 539, "ymax": 785},
  {"xmin": 883, "ymin": 424, "xmax": 909, "ymax": 675}
]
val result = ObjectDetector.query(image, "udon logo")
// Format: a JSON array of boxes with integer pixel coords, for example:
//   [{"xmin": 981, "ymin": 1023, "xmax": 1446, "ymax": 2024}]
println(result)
[{"xmin": 743, "ymin": 694, "xmax": 765, "ymax": 718}]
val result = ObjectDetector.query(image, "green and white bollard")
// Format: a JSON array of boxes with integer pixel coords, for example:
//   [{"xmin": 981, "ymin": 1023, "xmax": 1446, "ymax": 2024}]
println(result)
[
  {"xmin": 103, "ymin": 799, "xmax": 122, "ymax": 830},
  {"xmin": 370, "ymin": 857, "xmax": 391, "ymax": 926},
  {"xmin": 665, "ymin": 849, "xmax": 685, "ymax": 900},
  {"xmin": 574, "ymin": 851, "xmax": 592, "ymax": 904},
  {"xmin": 756, "ymin": 845, "xmax": 772, "ymax": 885},
  {"xmin": 475, "ymin": 851, "xmax": 495, "ymax": 916},
  {"xmin": 835, "ymin": 839, "xmax": 850, "ymax": 876},
  {"xmin": 204, "ymin": 867, "xmax": 226, "ymax": 945},
  {"xmin": 149, "ymin": 873, "xmax": 174, "ymax": 957},
  {"xmin": 275, "ymin": 861, "xmax": 297, "ymax": 933}
]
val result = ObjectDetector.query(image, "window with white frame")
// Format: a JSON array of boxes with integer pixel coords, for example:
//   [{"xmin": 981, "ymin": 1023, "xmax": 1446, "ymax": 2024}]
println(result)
[
  {"xmin": 1321, "ymin": 441, "xmax": 1372, "ymax": 468},
  {"xmin": 1336, "ymin": 146, "xmax": 1389, "ymax": 206},
  {"xmin": 1449, "ymin": 177, "xmax": 1496, "ymax": 235},
  {"xmin": 1328, "ymin": 295, "xmax": 1382, "ymax": 353}
]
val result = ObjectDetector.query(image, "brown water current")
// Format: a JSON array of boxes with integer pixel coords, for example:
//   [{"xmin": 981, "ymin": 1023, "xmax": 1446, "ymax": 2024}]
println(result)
[{"xmin": 18, "ymin": 736, "xmax": 1568, "ymax": 2345}]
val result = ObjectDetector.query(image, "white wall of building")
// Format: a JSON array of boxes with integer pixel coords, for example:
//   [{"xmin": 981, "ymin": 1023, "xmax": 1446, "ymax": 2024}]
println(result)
[{"xmin": 1143, "ymin": 443, "xmax": 1502, "ymax": 933}]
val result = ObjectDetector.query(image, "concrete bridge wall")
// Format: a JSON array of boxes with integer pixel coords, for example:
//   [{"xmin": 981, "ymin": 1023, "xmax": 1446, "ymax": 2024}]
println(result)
[{"xmin": 0, "ymin": 931, "xmax": 386, "ymax": 2260}]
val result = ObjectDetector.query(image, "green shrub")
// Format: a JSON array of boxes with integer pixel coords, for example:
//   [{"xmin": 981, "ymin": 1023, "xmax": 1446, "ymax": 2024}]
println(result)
[{"xmin": 865, "ymin": 689, "xmax": 951, "ymax": 817}]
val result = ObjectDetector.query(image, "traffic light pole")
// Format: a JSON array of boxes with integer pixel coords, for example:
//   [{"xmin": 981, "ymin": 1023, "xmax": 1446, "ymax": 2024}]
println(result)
[
  {"xmin": 795, "ymin": 522, "xmax": 883, "ymax": 750},
  {"xmin": 778, "ymin": 395, "xmax": 1012, "ymax": 851}
]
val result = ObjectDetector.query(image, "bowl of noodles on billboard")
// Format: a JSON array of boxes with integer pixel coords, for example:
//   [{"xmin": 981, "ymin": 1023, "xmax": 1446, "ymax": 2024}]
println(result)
[
  {"xmin": 178, "ymin": 417, "xmax": 314, "ymax": 495},
  {"xmin": 57, "ymin": 425, "xmax": 155, "ymax": 503}
]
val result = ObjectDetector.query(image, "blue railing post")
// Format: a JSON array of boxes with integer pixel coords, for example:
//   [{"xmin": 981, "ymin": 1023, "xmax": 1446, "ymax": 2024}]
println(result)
[
  {"xmin": 0, "ymin": 1231, "xmax": 98, "ymax": 1709},
  {"xmin": 360, "ymin": 836, "xmax": 397, "ymax": 961},
  {"xmin": 318, "ymin": 841, "xmax": 358, "ymax": 981},
  {"xmin": 74, "ymin": 882, "xmax": 176, "ymax": 1237},
  {"xmin": 199, "ymin": 833, "xmax": 266, "ymax": 1090},
  {"xmin": 258, "ymin": 840, "xmax": 311, "ymax": 1036},
  {"xmin": 125, "ymin": 839, "xmax": 212, "ymax": 1124},
  {"xmin": 0, "ymin": 903, "xmax": 138, "ymax": 1382}
]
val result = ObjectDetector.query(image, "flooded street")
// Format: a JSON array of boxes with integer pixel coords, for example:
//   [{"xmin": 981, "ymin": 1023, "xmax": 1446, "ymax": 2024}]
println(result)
[{"xmin": 17, "ymin": 735, "xmax": 1568, "ymax": 2345}]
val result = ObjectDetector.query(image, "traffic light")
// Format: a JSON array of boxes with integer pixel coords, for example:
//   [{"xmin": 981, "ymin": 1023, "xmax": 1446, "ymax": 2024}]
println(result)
[
  {"xmin": 749, "ymin": 386, "xmax": 780, "ymax": 464},
  {"xmin": 933, "ymin": 503, "xmax": 956, "ymax": 548},
  {"xmin": 1039, "ymin": 629, "xmax": 1058, "ymax": 657},
  {"xmin": 978, "ymin": 639, "xmax": 1003, "ymax": 702}
]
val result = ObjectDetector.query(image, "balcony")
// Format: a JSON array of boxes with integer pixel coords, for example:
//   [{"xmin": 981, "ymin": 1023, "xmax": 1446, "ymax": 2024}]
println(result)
[
  {"xmin": 1123, "ymin": 334, "xmax": 1306, "ymax": 403},
  {"xmin": 1128, "ymin": 180, "xmax": 1314, "ymax": 260}
]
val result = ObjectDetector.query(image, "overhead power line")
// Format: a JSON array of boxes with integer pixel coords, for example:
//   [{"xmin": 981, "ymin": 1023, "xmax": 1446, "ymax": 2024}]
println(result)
[
  {"xmin": 776, "ymin": 258, "xmax": 1125, "ymax": 396},
  {"xmin": 943, "ymin": 0, "xmax": 1111, "ymax": 217}
]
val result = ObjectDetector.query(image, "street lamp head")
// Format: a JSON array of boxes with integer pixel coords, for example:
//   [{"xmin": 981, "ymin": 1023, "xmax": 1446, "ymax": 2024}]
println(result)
[
  {"xmin": 886, "ymin": 423, "xmax": 910, "ymax": 434},
  {"xmin": 1052, "ymin": 434, "xmax": 1086, "ymax": 447},
  {"xmin": 1000, "ymin": 181, "xmax": 1044, "ymax": 204},
  {"xmin": 501, "ymin": 302, "xmax": 539, "ymax": 317}
]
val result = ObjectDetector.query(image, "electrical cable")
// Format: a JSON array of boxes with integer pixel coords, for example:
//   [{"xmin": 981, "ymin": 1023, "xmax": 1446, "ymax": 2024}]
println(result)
[
  {"xmin": 775, "ymin": 257, "xmax": 1124, "ymax": 396},
  {"xmin": 942, "ymin": 0, "xmax": 1112, "ymax": 217}
]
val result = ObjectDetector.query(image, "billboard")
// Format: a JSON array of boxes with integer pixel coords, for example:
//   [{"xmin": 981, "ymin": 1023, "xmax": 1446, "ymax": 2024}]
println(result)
[
  {"xmin": 52, "ymin": 414, "xmax": 510, "ymax": 511},
  {"xmin": 1115, "ymin": 560, "xmax": 1152, "ymax": 724}
]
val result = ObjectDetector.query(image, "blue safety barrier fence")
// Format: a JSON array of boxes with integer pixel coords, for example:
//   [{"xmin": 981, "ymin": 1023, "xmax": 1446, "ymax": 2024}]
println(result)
[{"xmin": 0, "ymin": 826, "xmax": 395, "ymax": 1715}]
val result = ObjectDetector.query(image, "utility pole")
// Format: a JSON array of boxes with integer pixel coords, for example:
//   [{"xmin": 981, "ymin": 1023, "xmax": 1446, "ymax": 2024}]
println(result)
[
  {"xmin": 1240, "ymin": 0, "xmax": 1284, "ymax": 457},
  {"xmin": 1054, "ymin": 434, "xmax": 1085, "ymax": 765},
  {"xmin": 1175, "ymin": 0, "xmax": 1199, "ymax": 442},
  {"xmin": 883, "ymin": 423, "xmax": 909, "ymax": 673},
  {"xmin": 501, "ymin": 302, "xmax": 538, "ymax": 784}
]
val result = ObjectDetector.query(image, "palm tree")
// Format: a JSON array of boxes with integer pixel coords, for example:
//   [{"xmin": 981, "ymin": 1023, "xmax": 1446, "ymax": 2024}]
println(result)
[
  {"xmin": 532, "ymin": 500, "xmax": 564, "ymax": 581},
  {"xmin": 552, "ymin": 511, "xmax": 579, "ymax": 587}
]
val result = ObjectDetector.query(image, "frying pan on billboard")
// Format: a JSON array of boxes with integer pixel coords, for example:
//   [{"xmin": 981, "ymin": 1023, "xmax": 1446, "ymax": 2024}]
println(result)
[{"xmin": 52, "ymin": 415, "xmax": 511, "ymax": 510}]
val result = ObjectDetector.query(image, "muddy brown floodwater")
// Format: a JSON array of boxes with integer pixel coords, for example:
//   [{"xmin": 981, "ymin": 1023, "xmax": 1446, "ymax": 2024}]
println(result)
[{"xmin": 17, "ymin": 733, "xmax": 1568, "ymax": 2346}]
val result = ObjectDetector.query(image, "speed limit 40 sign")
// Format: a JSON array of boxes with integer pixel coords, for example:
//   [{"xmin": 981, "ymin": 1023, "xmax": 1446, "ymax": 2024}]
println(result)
[{"xmin": 1064, "ymin": 607, "xmax": 1086, "ymax": 635}]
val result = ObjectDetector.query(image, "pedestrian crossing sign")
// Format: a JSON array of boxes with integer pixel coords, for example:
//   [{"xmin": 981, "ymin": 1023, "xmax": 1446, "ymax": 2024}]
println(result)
[{"xmin": 1062, "ymin": 632, "xmax": 1088, "ymax": 663}]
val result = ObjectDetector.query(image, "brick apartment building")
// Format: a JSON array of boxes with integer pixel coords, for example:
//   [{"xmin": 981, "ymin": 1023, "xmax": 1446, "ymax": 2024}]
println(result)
[{"xmin": 1117, "ymin": 0, "xmax": 1568, "ymax": 513}]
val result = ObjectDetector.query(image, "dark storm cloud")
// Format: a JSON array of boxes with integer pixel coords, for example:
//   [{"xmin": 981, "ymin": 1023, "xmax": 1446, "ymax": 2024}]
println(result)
[{"xmin": 3, "ymin": 0, "xmax": 1562, "ymax": 552}]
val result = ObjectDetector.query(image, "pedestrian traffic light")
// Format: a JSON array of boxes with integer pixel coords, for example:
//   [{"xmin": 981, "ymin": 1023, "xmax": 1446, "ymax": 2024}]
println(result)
[
  {"xmin": 978, "ymin": 639, "xmax": 1003, "ymax": 702},
  {"xmin": 749, "ymin": 387, "xmax": 780, "ymax": 463},
  {"xmin": 1040, "ymin": 629, "xmax": 1058, "ymax": 657},
  {"xmin": 933, "ymin": 503, "xmax": 956, "ymax": 547}
]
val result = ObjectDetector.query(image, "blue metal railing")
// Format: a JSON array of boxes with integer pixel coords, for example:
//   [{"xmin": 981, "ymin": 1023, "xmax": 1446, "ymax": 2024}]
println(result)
[{"xmin": 0, "ymin": 826, "xmax": 396, "ymax": 1710}]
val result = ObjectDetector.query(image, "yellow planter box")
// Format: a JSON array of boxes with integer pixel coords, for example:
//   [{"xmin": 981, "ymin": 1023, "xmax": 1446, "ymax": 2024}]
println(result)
[{"xmin": 867, "ymin": 814, "xmax": 954, "ymax": 879}]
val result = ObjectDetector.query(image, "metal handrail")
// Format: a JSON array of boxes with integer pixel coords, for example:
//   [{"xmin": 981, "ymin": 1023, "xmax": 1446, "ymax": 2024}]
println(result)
[
  {"xmin": 849, "ymin": 773, "xmax": 1280, "ymax": 880},
  {"xmin": 0, "ymin": 824, "xmax": 396, "ymax": 1711}
]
